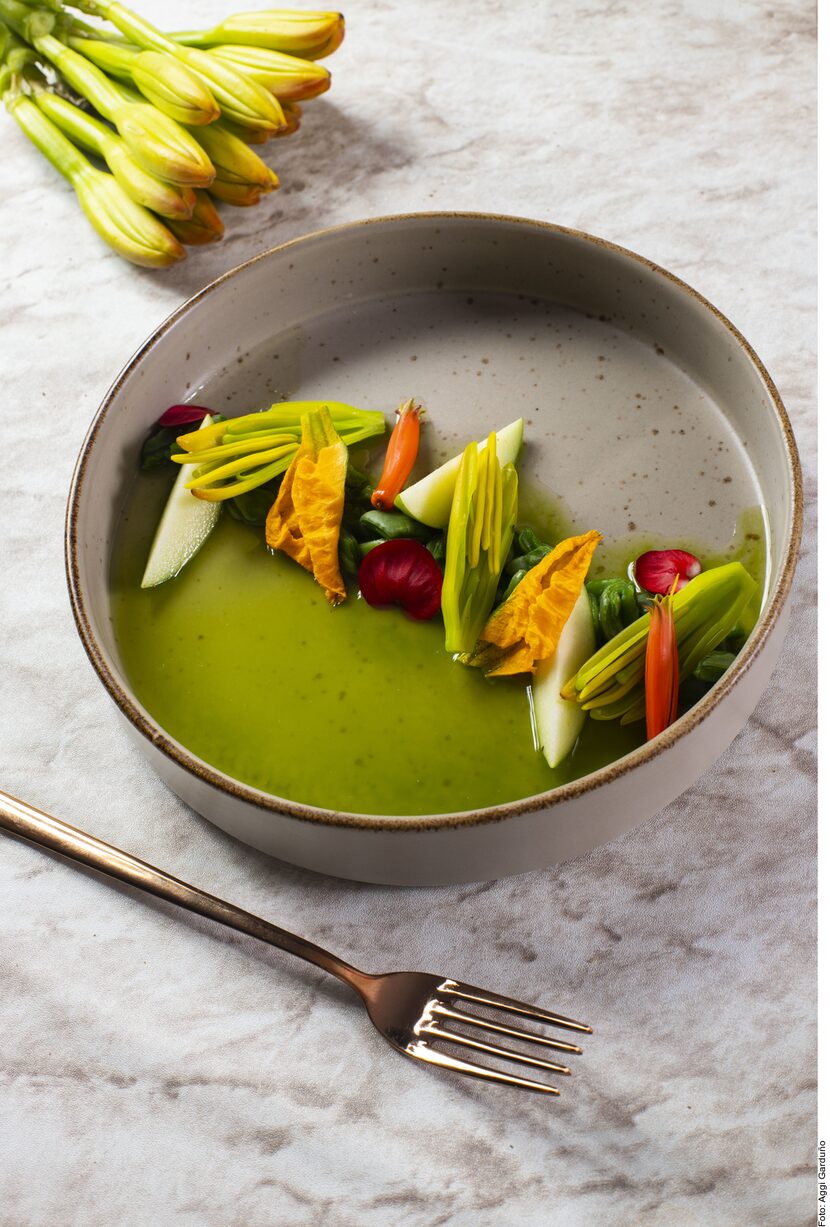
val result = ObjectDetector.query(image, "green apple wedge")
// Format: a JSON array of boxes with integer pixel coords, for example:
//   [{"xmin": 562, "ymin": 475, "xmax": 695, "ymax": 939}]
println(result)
[
  {"xmin": 141, "ymin": 414, "xmax": 221, "ymax": 587},
  {"xmin": 395, "ymin": 417, "xmax": 523, "ymax": 528},
  {"xmin": 531, "ymin": 587, "xmax": 595, "ymax": 768}
]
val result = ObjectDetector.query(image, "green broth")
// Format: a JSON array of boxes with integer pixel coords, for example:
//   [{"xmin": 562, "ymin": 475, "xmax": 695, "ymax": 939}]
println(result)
[{"xmin": 110, "ymin": 474, "xmax": 645, "ymax": 815}]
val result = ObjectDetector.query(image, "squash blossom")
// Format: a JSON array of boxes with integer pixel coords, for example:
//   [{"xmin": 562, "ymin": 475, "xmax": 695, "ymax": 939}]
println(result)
[
  {"xmin": 204, "ymin": 43, "xmax": 331, "ymax": 101},
  {"xmin": 77, "ymin": 0, "xmax": 286, "ymax": 135},
  {"xmin": 172, "ymin": 401, "xmax": 385, "ymax": 500},
  {"xmin": 190, "ymin": 122, "xmax": 279, "ymax": 200},
  {"xmin": 6, "ymin": 12, "xmax": 217, "ymax": 186},
  {"xmin": 167, "ymin": 190, "xmax": 225, "ymax": 245},
  {"xmin": 34, "ymin": 88, "xmax": 197, "ymax": 220},
  {"xmin": 442, "ymin": 433, "xmax": 519, "ymax": 654},
  {"xmin": 5, "ymin": 91, "xmax": 185, "ymax": 267},
  {"xmin": 465, "ymin": 530, "xmax": 602, "ymax": 676},
  {"xmin": 561, "ymin": 561, "xmax": 758, "ymax": 725},
  {"xmin": 170, "ymin": 11, "xmax": 346, "ymax": 61},
  {"xmin": 265, "ymin": 406, "xmax": 348, "ymax": 606},
  {"xmin": 68, "ymin": 36, "xmax": 221, "ymax": 127},
  {"xmin": 102, "ymin": 82, "xmax": 217, "ymax": 185}
]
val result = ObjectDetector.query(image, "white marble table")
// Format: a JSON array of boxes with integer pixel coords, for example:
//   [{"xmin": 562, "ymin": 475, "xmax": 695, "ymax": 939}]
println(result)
[{"xmin": 0, "ymin": 1, "xmax": 816, "ymax": 1223}]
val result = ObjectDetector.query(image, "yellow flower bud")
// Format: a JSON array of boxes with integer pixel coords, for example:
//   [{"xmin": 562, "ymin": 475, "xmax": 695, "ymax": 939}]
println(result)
[
  {"xmin": 167, "ymin": 191, "xmax": 225, "ymax": 245},
  {"xmin": 173, "ymin": 11, "xmax": 345, "ymax": 61},
  {"xmin": 73, "ymin": 163, "xmax": 187, "ymax": 268},
  {"xmin": 191, "ymin": 122, "xmax": 278, "ymax": 192}
]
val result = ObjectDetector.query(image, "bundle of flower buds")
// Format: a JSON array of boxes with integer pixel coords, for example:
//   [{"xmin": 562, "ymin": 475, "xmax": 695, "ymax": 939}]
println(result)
[{"xmin": 0, "ymin": 2, "xmax": 343, "ymax": 266}]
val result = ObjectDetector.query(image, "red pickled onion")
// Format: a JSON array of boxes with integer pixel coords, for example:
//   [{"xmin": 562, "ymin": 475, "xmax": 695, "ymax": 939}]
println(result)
[
  {"xmin": 157, "ymin": 404, "xmax": 213, "ymax": 428},
  {"xmin": 635, "ymin": 548, "xmax": 702, "ymax": 595},
  {"xmin": 358, "ymin": 539, "xmax": 443, "ymax": 621}
]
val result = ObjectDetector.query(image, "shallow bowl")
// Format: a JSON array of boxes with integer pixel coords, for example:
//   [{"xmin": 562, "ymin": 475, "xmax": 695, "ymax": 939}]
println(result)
[{"xmin": 66, "ymin": 213, "xmax": 801, "ymax": 885}]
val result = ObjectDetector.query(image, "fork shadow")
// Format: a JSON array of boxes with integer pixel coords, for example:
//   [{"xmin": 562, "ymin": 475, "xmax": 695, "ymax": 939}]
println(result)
[{"xmin": 130, "ymin": 99, "xmax": 411, "ymax": 301}]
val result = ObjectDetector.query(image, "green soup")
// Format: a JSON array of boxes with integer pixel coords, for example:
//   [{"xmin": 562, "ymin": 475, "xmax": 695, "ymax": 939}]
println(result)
[
  {"xmin": 111, "ymin": 467, "xmax": 767, "ymax": 817},
  {"xmin": 110, "ymin": 471, "xmax": 652, "ymax": 815}
]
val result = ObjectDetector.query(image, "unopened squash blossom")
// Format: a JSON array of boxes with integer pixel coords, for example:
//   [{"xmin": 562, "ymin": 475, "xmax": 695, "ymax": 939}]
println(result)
[
  {"xmin": 68, "ymin": 35, "xmax": 221, "ymax": 126},
  {"xmin": 561, "ymin": 561, "xmax": 758, "ymax": 725},
  {"xmin": 5, "ymin": 88, "xmax": 185, "ymax": 266},
  {"xmin": 25, "ymin": 28, "xmax": 216, "ymax": 184},
  {"xmin": 34, "ymin": 86, "xmax": 197, "ymax": 219},
  {"xmin": 190, "ymin": 121, "xmax": 279, "ymax": 204},
  {"xmin": 0, "ymin": 1, "xmax": 344, "ymax": 265},
  {"xmin": 171, "ymin": 10, "xmax": 346, "ymax": 61},
  {"xmin": 76, "ymin": 0, "xmax": 286, "ymax": 135},
  {"xmin": 204, "ymin": 42, "xmax": 330, "ymax": 101},
  {"xmin": 166, "ymin": 190, "xmax": 225, "ymax": 246}
]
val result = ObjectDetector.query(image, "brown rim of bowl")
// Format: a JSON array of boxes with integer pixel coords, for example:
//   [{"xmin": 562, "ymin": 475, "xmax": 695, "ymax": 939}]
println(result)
[{"xmin": 65, "ymin": 211, "xmax": 803, "ymax": 833}]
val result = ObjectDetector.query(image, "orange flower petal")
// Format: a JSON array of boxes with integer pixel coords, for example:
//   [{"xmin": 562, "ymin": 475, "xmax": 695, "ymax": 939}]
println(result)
[
  {"xmin": 468, "ymin": 530, "xmax": 602, "ymax": 676},
  {"xmin": 265, "ymin": 408, "xmax": 347, "ymax": 605}
]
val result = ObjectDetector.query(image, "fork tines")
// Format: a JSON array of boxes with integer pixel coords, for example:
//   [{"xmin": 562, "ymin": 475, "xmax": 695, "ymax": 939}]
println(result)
[{"xmin": 413, "ymin": 978, "xmax": 592, "ymax": 1096}]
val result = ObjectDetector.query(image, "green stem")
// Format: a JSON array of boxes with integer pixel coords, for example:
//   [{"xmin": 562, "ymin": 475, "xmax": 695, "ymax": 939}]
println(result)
[
  {"xmin": 31, "ymin": 30, "xmax": 125, "ymax": 117},
  {"xmin": 0, "ymin": 0, "xmax": 53, "ymax": 43},
  {"xmin": 78, "ymin": 0, "xmax": 171, "ymax": 55},
  {"xmin": 66, "ymin": 34, "xmax": 138, "ymax": 80},
  {"xmin": 6, "ymin": 90, "xmax": 89, "ymax": 182},
  {"xmin": 32, "ymin": 88, "xmax": 112, "ymax": 158},
  {"xmin": 164, "ymin": 30, "xmax": 201, "ymax": 45}
]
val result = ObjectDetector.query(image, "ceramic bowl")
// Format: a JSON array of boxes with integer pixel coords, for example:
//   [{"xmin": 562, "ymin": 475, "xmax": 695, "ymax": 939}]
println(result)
[{"xmin": 66, "ymin": 214, "xmax": 801, "ymax": 885}]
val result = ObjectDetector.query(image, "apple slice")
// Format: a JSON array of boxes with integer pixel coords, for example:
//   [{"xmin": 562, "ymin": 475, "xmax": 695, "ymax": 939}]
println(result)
[
  {"xmin": 141, "ymin": 415, "xmax": 221, "ymax": 588},
  {"xmin": 532, "ymin": 587, "xmax": 595, "ymax": 768},
  {"xmin": 395, "ymin": 417, "xmax": 523, "ymax": 528}
]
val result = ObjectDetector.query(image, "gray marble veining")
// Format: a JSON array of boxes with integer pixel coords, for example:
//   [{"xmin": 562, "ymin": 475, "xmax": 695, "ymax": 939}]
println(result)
[{"xmin": 0, "ymin": 1, "xmax": 815, "ymax": 1223}]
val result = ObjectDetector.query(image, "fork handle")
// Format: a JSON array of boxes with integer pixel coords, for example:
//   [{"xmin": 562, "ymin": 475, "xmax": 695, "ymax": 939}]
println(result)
[{"xmin": 0, "ymin": 789, "xmax": 369, "ymax": 992}]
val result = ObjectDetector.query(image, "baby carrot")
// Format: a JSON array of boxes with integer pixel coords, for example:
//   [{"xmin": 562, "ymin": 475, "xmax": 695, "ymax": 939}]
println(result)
[{"xmin": 371, "ymin": 398, "xmax": 423, "ymax": 509}]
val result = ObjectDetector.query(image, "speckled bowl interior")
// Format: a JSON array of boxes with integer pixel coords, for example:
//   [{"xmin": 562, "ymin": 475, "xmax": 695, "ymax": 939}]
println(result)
[{"xmin": 67, "ymin": 214, "xmax": 801, "ymax": 840}]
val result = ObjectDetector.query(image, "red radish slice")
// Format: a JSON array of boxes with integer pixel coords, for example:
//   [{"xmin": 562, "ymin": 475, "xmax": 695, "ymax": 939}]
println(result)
[
  {"xmin": 635, "ymin": 548, "xmax": 701, "ymax": 595},
  {"xmin": 358, "ymin": 539, "xmax": 443, "ymax": 621},
  {"xmin": 157, "ymin": 404, "xmax": 214, "ymax": 428}
]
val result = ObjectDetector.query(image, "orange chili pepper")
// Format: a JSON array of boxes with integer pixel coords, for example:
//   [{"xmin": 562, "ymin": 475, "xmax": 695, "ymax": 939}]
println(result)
[
  {"xmin": 644, "ymin": 589, "xmax": 680, "ymax": 740},
  {"xmin": 370, "ymin": 398, "xmax": 423, "ymax": 509}
]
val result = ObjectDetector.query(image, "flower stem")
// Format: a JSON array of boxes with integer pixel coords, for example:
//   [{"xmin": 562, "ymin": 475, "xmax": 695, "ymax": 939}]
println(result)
[{"xmin": 6, "ymin": 90, "xmax": 88, "ymax": 183}]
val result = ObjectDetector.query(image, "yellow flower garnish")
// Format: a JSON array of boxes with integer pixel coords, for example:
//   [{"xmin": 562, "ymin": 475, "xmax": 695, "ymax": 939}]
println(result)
[
  {"xmin": 465, "ymin": 530, "xmax": 602, "ymax": 676},
  {"xmin": 265, "ymin": 406, "xmax": 347, "ymax": 605}
]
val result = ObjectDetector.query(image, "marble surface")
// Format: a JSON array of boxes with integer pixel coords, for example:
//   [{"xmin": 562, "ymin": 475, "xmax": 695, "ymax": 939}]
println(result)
[{"xmin": 0, "ymin": 1, "xmax": 816, "ymax": 1223}]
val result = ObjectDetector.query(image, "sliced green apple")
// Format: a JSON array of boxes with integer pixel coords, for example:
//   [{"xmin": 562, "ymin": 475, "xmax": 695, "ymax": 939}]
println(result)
[
  {"xmin": 395, "ymin": 417, "xmax": 524, "ymax": 528},
  {"xmin": 531, "ymin": 587, "xmax": 595, "ymax": 768},
  {"xmin": 141, "ymin": 415, "xmax": 221, "ymax": 588}
]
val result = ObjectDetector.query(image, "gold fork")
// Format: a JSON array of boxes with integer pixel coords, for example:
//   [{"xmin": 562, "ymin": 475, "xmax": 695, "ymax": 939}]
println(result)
[{"xmin": 0, "ymin": 789, "xmax": 591, "ymax": 1096}]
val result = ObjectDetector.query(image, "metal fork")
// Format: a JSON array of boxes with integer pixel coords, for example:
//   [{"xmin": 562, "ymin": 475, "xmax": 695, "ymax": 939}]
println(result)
[{"xmin": 0, "ymin": 789, "xmax": 591, "ymax": 1096}]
